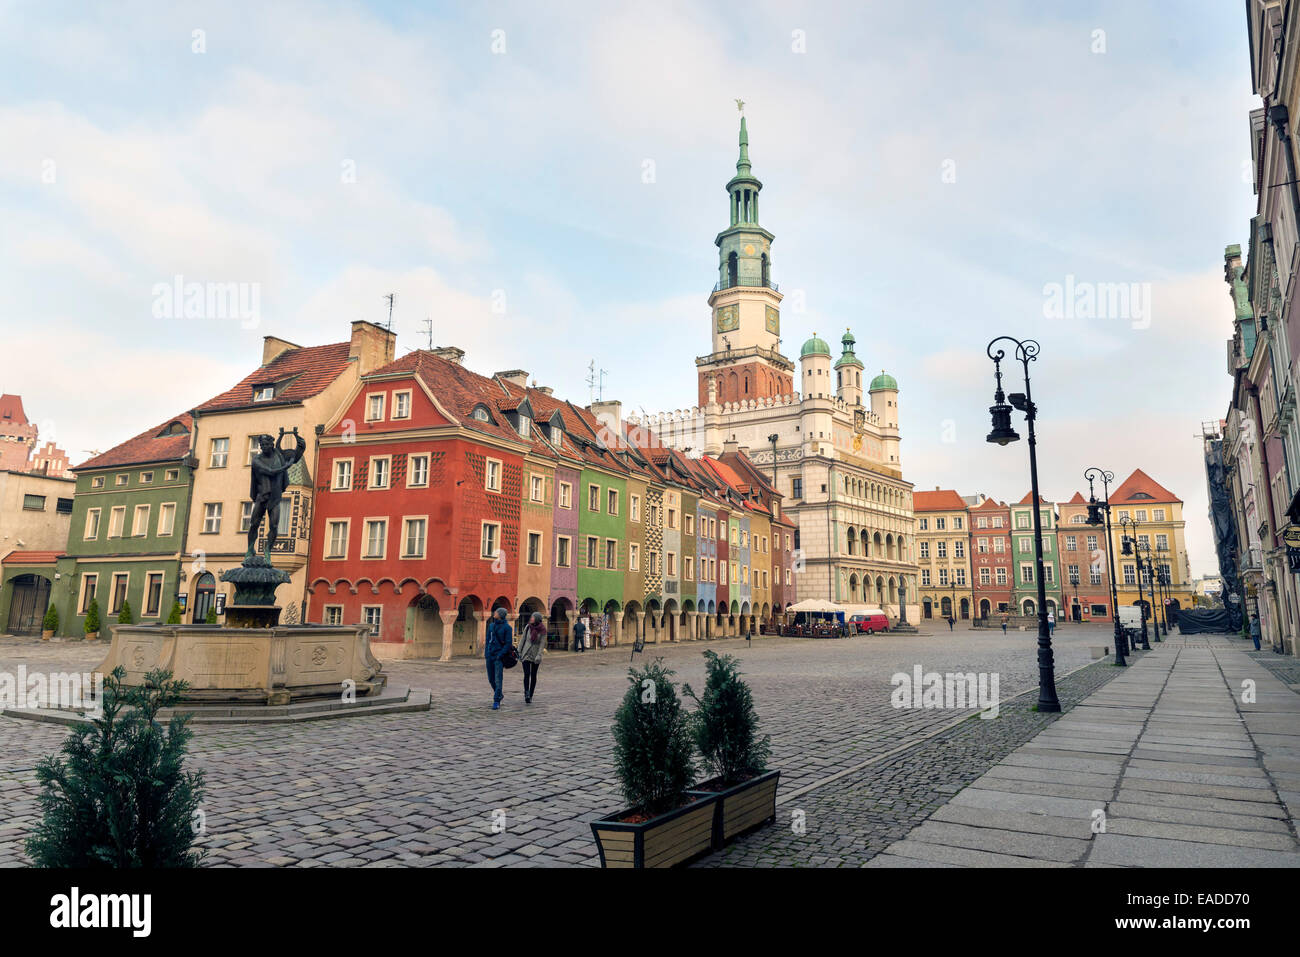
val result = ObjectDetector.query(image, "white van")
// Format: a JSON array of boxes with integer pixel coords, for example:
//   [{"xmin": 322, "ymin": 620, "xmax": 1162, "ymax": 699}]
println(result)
[{"xmin": 1117, "ymin": 606, "xmax": 1144, "ymax": 632}]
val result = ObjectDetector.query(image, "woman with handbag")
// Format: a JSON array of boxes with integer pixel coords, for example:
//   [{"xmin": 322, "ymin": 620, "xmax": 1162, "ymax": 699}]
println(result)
[{"xmin": 520, "ymin": 611, "xmax": 546, "ymax": 703}]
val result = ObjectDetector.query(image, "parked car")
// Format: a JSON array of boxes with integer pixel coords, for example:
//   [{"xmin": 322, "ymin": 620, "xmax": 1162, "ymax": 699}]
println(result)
[{"xmin": 848, "ymin": 612, "xmax": 890, "ymax": 635}]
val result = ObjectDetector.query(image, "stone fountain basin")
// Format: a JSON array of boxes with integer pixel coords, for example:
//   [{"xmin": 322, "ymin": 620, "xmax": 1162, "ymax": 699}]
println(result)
[{"xmin": 98, "ymin": 624, "xmax": 387, "ymax": 705}]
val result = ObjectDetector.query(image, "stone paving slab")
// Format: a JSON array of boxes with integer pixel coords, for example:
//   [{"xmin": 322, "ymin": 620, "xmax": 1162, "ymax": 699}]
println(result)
[
  {"xmin": 1090, "ymin": 833, "xmax": 1300, "ymax": 868},
  {"xmin": 1106, "ymin": 801, "xmax": 1292, "ymax": 834}
]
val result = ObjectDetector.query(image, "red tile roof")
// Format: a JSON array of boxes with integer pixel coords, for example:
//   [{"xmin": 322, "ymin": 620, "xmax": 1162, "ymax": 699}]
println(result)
[
  {"xmin": 74, "ymin": 415, "xmax": 194, "ymax": 471},
  {"xmin": 1065, "ymin": 492, "xmax": 1088, "ymax": 505},
  {"xmin": 972, "ymin": 497, "xmax": 1008, "ymax": 511},
  {"xmin": 914, "ymin": 489, "xmax": 967, "ymax": 511},
  {"xmin": 196, "ymin": 341, "xmax": 353, "ymax": 412},
  {"xmin": 1111, "ymin": 469, "xmax": 1180, "ymax": 505},
  {"xmin": 1017, "ymin": 492, "xmax": 1051, "ymax": 505},
  {"xmin": 1, "ymin": 549, "xmax": 62, "ymax": 565}
]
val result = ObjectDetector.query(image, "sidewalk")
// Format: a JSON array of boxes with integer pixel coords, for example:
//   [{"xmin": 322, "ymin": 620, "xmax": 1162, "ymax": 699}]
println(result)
[{"xmin": 867, "ymin": 635, "xmax": 1300, "ymax": 867}]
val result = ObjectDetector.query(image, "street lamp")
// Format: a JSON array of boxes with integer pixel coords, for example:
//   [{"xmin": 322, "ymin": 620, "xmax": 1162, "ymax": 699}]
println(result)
[
  {"xmin": 1119, "ymin": 516, "xmax": 1151, "ymax": 650},
  {"xmin": 1140, "ymin": 551, "xmax": 1163, "ymax": 640},
  {"xmin": 1069, "ymin": 572, "xmax": 1080, "ymax": 623},
  {"xmin": 1084, "ymin": 467, "xmax": 1128, "ymax": 667},
  {"xmin": 986, "ymin": 337, "xmax": 1060, "ymax": 712}
]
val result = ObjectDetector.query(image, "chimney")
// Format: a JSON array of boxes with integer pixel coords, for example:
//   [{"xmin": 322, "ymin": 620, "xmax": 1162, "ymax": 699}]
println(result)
[
  {"xmin": 590, "ymin": 400, "xmax": 622, "ymax": 446},
  {"xmin": 535, "ymin": 385, "xmax": 554, "ymax": 396},
  {"xmin": 430, "ymin": 346, "xmax": 465, "ymax": 365},
  {"xmin": 262, "ymin": 336, "xmax": 301, "ymax": 366},
  {"xmin": 496, "ymin": 369, "xmax": 529, "ymax": 389},
  {"xmin": 350, "ymin": 320, "xmax": 397, "ymax": 375},
  {"xmin": 722, "ymin": 438, "xmax": 740, "ymax": 457}
]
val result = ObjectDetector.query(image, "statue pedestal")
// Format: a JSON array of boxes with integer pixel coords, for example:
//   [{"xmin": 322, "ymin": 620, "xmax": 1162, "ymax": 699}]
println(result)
[{"xmin": 225, "ymin": 604, "xmax": 282, "ymax": 629}]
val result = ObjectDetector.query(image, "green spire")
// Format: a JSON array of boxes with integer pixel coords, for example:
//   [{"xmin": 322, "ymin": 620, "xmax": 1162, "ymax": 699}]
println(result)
[{"xmin": 737, "ymin": 116, "xmax": 752, "ymax": 177}]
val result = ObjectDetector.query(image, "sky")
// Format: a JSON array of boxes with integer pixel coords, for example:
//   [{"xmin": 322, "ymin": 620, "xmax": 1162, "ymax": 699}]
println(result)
[{"xmin": 0, "ymin": 0, "xmax": 1259, "ymax": 577}]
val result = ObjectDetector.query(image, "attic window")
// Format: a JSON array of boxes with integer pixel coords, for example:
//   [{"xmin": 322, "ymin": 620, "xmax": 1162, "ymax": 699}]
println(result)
[
  {"xmin": 253, "ymin": 385, "xmax": 276, "ymax": 402},
  {"xmin": 472, "ymin": 405, "xmax": 492, "ymax": 423},
  {"xmin": 160, "ymin": 421, "xmax": 187, "ymax": 436},
  {"xmin": 518, "ymin": 416, "xmax": 531, "ymax": 438}
]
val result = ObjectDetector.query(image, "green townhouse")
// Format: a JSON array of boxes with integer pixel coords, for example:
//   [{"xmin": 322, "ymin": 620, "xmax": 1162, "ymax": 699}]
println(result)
[
  {"xmin": 51, "ymin": 415, "xmax": 197, "ymax": 635},
  {"xmin": 576, "ymin": 459, "xmax": 628, "ymax": 646},
  {"xmin": 1009, "ymin": 492, "xmax": 1061, "ymax": 620}
]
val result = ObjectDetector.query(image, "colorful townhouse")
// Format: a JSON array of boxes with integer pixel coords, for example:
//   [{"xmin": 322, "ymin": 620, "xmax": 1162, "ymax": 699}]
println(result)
[
  {"xmin": 914, "ymin": 488, "xmax": 974, "ymax": 621},
  {"xmin": 44, "ymin": 416, "xmax": 196, "ymax": 636},
  {"xmin": 1057, "ymin": 492, "xmax": 1113, "ymax": 623},
  {"xmin": 1010, "ymin": 493, "xmax": 1061, "ymax": 619},
  {"xmin": 970, "ymin": 498, "xmax": 1013, "ymax": 619},
  {"xmin": 1107, "ymin": 469, "xmax": 1193, "ymax": 620}
]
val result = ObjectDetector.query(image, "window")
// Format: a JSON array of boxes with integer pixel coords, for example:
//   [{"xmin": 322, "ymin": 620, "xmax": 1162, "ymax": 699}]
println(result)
[
  {"xmin": 1117, "ymin": 510, "xmax": 1130, "ymax": 522},
  {"xmin": 559, "ymin": 482, "xmax": 573, "ymax": 509},
  {"xmin": 980, "ymin": 568, "xmax": 990, "ymax": 584},
  {"xmin": 1153, "ymin": 509, "xmax": 1166, "ymax": 521},
  {"xmin": 144, "ymin": 573, "xmax": 164, "ymax": 617},
  {"xmin": 165, "ymin": 469, "xmax": 179, "ymax": 482},
  {"xmin": 685, "ymin": 514, "xmax": 694, "ymax": 535},
  {"xmin": 1066, "ymin": 535, "xmax": 1076, "ymax": 551},
  {"xmin": 955, "ymin": 568, "xmax": 966, "ymax": 586},
  {"xmin": 996, "ymin": 567, "xmax": 1007, "ymax": 585},
  {"xmin": 108, "ymin": 506, "xmax": 126, "ymax": 538},
  {"xmin": 84, "ymin": 508, "xmax": 101, "ymax": 540},
  {"xmin": 630, "ymin": 542, "xmax": 640, "ymax": 571},
  {"xmin": 366, "ymin": 394, "xmax": 385, "ymax": 421},
  {"xmin": 994, "ymin": 538, "xmax": 1005, "ymax": 553},
  {"xmin": 667, "ymin": 507, "xmax": 677, "ymax": 529},
  {"xmin": 369, "ymin": 457, "xmax": 390, "ymax": 489},
  {"xmin": 936, "ymin": 517, "xmax": 946, "ymax": 530},
  {"xmin": 324, "ymin": 606, "xmax": 343, "ymax": 626},
  {"xmin": 954, "ymin": 517, "xmax": 963, "ymax": 530},
  {"xmin": 630, "ymin": 494, "xmax": 641, "ymax": 521},
  {"xmin": 605, "ymin": 539, "xmax": 617, "ymax": 569},
  {"xmin": 517, "ymin": 416, "xmax": 531, "ymax": 438},
  {"xmin": 977, "ymin": 538, "xmax": 988, "ymax": 553},
  {"xmin": 333, "ymin": 459, "xmax": 353, "ymax": 490},
  {"xmin": 993, "ymin": 516, "xmax": 1004, "ymax": 528},
  {"xmin": 786, "ymin": 568, "xmax": 792, "ymax": 586},
  {"xmin": 608, "ymin": 489, "xmax": 619, "ymax": 515},
  {"xmin": 202, "ymin": 503, "xmax": 222, "ymax": 534},
  {"xmin": 685, "ymin": 556, "xmax": 694, "ymax": 580},
  {"xmin": 1123, "ymin": 564, "xmax": 1136, "ymax": 585},
  {"xmin": 938, "ymin": 568, "xmax": 949, "ymax": 586},
  {"xmin": 731, "ymin": 527, "xmax": 739, "ymax": 546},
  {"xmin": 326, "ymin": 521, "xmax": 348, "ymax": 558},
  {"xmin": 364, "ymin": 520, "xmax": 388, "ymax": 559},
  {"xmin": 649, "ymin": 552, "xmax": 659, "ymax": 576},
  {"xmin": 91, "ymin": 476, "xmax": 105, "ymax": 489},
  {"xmin": 791, "ymin": 477, "xmax": 802, "ymax": 498},
  {"xmin": 526, "ymin": 531, "xmax": 542, "ymax": 565},
  {"xmin": 586, "ymin": 537, "xmax": 598, "ymax": 568},
  {"xmin": 977, "ymin": 517, "xmax": 988, "ymax": 529},
  {"xmin": 132, "ymin": 504, "xmax": 151, "ymax": 537},
  {"xmin": 919, "ymin": 541, "xmax": 929, "ymax": 559},
  {"xmin": 1086, "ymin": 535, "xmax": 1098, "ymax": 553},
  {"xmin": 404, "ymin": 518, "xmax": 427, "ymax": 558},
  {"xmin": 921, "ymin": 569, "xmax": 931, "ymax": 586},
  {"xmin": 1137, "ymin": 534, "xmax": 1150, "ymax": 549},
  {"xmin": 1044, "ymin": 565, "xmax": 1054, "ymax": 584},
  {"xmin": 140, "ymin": 471, "xmax": 154, "ymax": 484},
  {"xmin": 730, "ymin": 561, "xmax": 738, "ymax": 584},
  {"xmin": 530, "ymin": 475, "xmax": 544, "ymax": 502},
  {"xmin": 392, "ymin": 390, "xmax": 411, "ymax": 419},
  {"xmin": 1021, "ymin": 564, "xmax": 1034, "ymax": 584},
  {"xmin": 1156, "ymin": 533, "xmax": 1168, "ymax": 550},
  {"xmin": 79, "ymin": 573, "xmax": 98, "ymax": 613},
  {"xmin": 253, "ymin": 385, "xmax": 275, "ymax": 402},
  {"xmin": 110, "ymin": 573, "xmax": 128, "ymax": 615},
  {"xmin": 1090, "ymin": 604, "xmax": 1107, "ymax": 617},
  {"xmin": 918, "ymin": 518, "xmax": 929, "ymax": 531},
  {"xmin": 1018, "ymin": 537, "xmax": 1031, "ymax": 552},
  {"xmin": 362, "ymin": 606, "xmax": 382, "ymax": 636},
  {"xmin": 482, "ymin": 522, "xmax": 501, "ymax": 559},
  {"xmin": 588, "ymin": 484, "xmax": 601, "ymax": 511},
  {"xmin": 1068, "ymin": 564, "xmax": 1080, "ymax": 582},
  {"xmin": 210, "ymin": 438, "xmax": 229, "ymax": 468},
  {"xmin": 409, "ymin": 455, "xmax": 429, "ymax": 488},
  {"xmin": 115, "ymin": 473, "xmax": 128, "ymax": 486},
  {"xmin": 1017, "ymin": 514, "xmax": 1029, "ymax": 528},
  {"xmin": 240, "ymin": 501, "xmax": 255, "ymax": 533},
  {"xmin": 158, "ymin": 503, "xmax": 176, "ymax": 536},
  {"xmin": 954, "ymin": 540, "xmax": 964, "ymax": 558},
  {"xmin": 667, "ymin": 552, "xmax": 677, "ymax": 577},
  {"xmin": 557, "ymin": 536, "xmax": 572, "ymax": 568},
  {"xmin": 937, "ymin": 541, "xmax": 947, "ymax": 558},
  {"xmin": 1090, "ymin": 568, "xmax": 1102, "ymax": 586},
  {"xmin": 485, "ymin": 459, "xmax": 502, "ymax": 492},
  {"xmin": 1136, "ymin": 509, "xmax": 1147, "ymax": 522},
  {"xmin": 1042, "ymin": 537, "xmax": 1052, "ymax": 552}
]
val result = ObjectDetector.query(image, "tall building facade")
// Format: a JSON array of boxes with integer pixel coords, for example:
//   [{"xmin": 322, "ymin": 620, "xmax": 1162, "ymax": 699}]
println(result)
[
  {"xmin": 632, "ymin": 116, "xmax": 919, "ymax": 622},
  {"xmin": 970, "ymin": 498, "xmax": 1012, "ymax": 619},
  {"xmin": 914, "ymin": 488, "xmax": 972, "ymax": 620}
]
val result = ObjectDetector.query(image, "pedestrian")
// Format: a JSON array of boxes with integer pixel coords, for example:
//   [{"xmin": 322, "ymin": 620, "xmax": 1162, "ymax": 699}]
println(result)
[
  {"xmin": 1250, "ymin": 613, "xmax": 1261, "ymax": 652},
  {"xmin": 1047, "ymin": 611, "xmax": 1056, "ymax": 636},
  {"xmin": 1000, "ymin": 612, "xmax": 1008, "ymax": 635},
  {"xmin": 574, "ymin": 616, "xmax": 588, "ymax": 652},
  {"xmin": 521, "ymin": 611, "xmax": 546, "ymax": 703},
  {"xmin": 947, "ymin": 616, "xmax": 955, "ymax": 631},
  {"xmin": 485, "ymin": 607, "xmax": 513, "ymax": 710}
]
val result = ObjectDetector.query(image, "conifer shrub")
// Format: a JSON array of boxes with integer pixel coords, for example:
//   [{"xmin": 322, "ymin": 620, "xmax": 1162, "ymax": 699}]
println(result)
[
  {"xmin": 26, "ymin": 667, "xmax": 206, "ymax": 868},
  {"xmin": 611, "ymin": 659, "xmax": 695, "ymax": 818},
  {"xmin": 683, "ymin": 651, "xmax": 771, "ymax": 787},
  {"xmin": 42, "ymin": 605, "xmax": 58, "ymax": 632},
  {"xmin": 117, "ymin": 599, "xmax": 134, "ymax": 625},
  {"xmin": 83, "ymin": 599, "xmax": 100, "ymax": 635},
  {"xmin": 166, "ymin": 602, "xmax": 182, "ymax": 625},
  {"xmin": 204, "ymin": 605, "xmax": 217, "ymax": 624}
]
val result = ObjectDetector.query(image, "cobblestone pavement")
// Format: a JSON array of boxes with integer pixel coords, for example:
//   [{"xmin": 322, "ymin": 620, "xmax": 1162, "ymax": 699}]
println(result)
[
  {"xmin": 1247, "ymin": 648, "xmax": 1300, "ymax": 689},
  {"xmin": 0, "ymin": 624, "xmax": 1108, "ymax": 867}
]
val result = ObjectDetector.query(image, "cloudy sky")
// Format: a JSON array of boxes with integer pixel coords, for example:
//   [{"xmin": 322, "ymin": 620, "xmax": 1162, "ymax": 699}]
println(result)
[{"xmin": 1, "ymin": 1, "xmax": 1257, "ymax": 576}]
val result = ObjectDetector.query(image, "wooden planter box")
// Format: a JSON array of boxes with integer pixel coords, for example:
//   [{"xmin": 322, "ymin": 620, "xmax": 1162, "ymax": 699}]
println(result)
[
  {"xmin": 687, "ymin": 769, "xmax": 781, "ymax": 849},
  {"xmin": 590, "ymin": 794, "xmax": 718, "ymax": 868}
]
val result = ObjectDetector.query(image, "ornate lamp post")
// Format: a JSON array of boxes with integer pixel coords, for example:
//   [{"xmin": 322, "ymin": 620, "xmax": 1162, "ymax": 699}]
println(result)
[
  {"xmin": 986, "ymin": 337, "xmax": 1059, "ymax": 712},
  {"xmin": 1119, "ymin": 516, "xmax": 1151, "ymax": 650},
  {"xmin": 1141, "ymin": 550, "xmax": 1163, "ymax": 640},
  {"xmin": 1069, "ymin": 572, "xmax": 1080, "ymax": 623},
  {"xmin": 1084, "ymin": 468, "xmax": 1127, "ymax": 667}
]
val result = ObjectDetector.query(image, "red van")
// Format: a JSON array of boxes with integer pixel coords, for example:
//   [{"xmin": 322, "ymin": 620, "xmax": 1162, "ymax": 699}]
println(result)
[{"xmin": 848, "ymin": 612, "xmax": 890, "ymax": 635}]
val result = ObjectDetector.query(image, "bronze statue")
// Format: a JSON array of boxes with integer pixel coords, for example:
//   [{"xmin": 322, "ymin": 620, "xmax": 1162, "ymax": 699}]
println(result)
[{"xmin": 246, "ymin": 428, "xmax": 306, "ymax": 561}]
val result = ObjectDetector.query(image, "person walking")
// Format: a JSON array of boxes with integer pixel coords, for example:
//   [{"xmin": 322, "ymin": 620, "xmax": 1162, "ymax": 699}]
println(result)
[
  {"xmin": 947, "ymin": 616, "xmax": 955, "ymax": 631},
  {"xmin": 521, "ymin": 611, "xmax": 546, "ymax": 703},
  {"xmin": 1000, "ymin": 612, "xmax": 1009, "ymax": 635},
  {"xmin": 485, "ymin": 607, "xmax": 513, "ymax": 710},
  {"xmin": 573, "ymin": 616, "xmax": 587, "ymax": 652},
  {"xmin": 1047, "ymin": 610, "xmax": 1056, "ymax": 636},
  {"xmin": 1250, "ymin": 613, "xmax": 1261, "ymax": 652}
]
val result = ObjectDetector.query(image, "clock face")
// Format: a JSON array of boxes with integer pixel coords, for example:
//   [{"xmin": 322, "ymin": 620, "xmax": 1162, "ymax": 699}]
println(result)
[
  {"xmin": 744, "ymin": 244, "xmax": 755, "ymax": 256},
  {"xmin": 765, "ymin": 305, "xmax": 779, "ymax": 335},
  {"xmin": 716, "ymin": 304, "xmax": 739, "ymax": 333}
]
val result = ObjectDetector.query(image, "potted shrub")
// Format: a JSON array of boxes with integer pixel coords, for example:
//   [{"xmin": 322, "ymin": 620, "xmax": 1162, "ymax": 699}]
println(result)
[
  {"xmin": 204, "ymin": 605, "xmax": 218, "ymax": 625},
  {"xmin": 166, "ymin": 601, "xmax": 183, "ymax": 625},
  {"xmin": 117, "ymin": 599, "xmax": 134, "ymax": 625},
  {"xmin": 83, "ymin": 599, "xmax": 101, "ymax": 641},
  {"xmin": 590, "ymin": 659, "xmax": 715, "ymax": 868},
  {"xmin": 684, "ymin": 651, "xmax": 779, "ymax": 849},
  {"xmin": 41, "ymin": 605, "xmax": 58, "ymax": 641}
]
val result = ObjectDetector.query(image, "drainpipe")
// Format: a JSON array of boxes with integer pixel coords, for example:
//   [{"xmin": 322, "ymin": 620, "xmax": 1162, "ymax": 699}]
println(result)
[
  {"xmin": 177, "ymin": 408, "xmax": 200, "ymax": 615},
  {"xmin": 1252, "ymin": 384, "xmax": 1285, "ymax": 652}
]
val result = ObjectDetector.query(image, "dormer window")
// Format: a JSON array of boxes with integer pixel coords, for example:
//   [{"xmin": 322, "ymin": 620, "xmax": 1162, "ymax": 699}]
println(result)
[
  {"xmin": 518, "ymin": 416, "xmax": 531, "ymax": 438},
  {"xmin": 253, "ymin": 385, "xmax": 276, "ymax": 402},
  {"xmin": 472, "ymin": 405, "xmax": 492, "ymax": 423}
]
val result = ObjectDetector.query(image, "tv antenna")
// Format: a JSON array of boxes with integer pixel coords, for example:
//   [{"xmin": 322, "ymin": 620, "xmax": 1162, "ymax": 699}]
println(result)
[
  {"xmin": 587, "ymin": 360, "xmax": 607, "ymax": 404},
  {"xmin": 422, "ymin": 317, "xmax": 433, "ymax": 351},
  {"xmin": 383, "ymin": 293, "xmax": 396, "ymax": 331}
]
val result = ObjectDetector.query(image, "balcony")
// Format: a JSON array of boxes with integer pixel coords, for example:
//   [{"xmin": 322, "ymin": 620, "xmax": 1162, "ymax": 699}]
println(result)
[{"xmin": 713, "ymin": 280, "xmax": 779, "ymax": 293}]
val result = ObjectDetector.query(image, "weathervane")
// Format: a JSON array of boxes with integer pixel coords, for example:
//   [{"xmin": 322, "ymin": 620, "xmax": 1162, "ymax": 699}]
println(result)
[{"xmin": 735, "ymin": 98, "xmax": 744, "ymax": 114}]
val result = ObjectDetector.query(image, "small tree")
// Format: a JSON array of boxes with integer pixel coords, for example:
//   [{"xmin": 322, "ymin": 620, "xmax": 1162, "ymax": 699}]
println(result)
[
  {"xmin": 612, "ymin": 659, "xmax": 695, "ymax": 817},
  {"xmin": 683, "ymin": 651, "xmax": 771, "ymax": 786},
  {"xmin": 204, "ymin": 605, "xmax": 217, "ymax": 624},
  {"xmin": 42, "ymin": 605, "xmax": 58, "ymax": 633},
  {"xmin": 26, "ymin": 666, "xmax": 206, "ymax": 868},
  {"xmin": 83, "ymin": 599, "xmax": 101, "ymax": 635},
  {"xmin": 166, "ymin": 601, "xmax": 182, "ymax": 625},
  {"xmin": 117, "ymin": 599, "xmax": 134, "ymax": 625}
]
